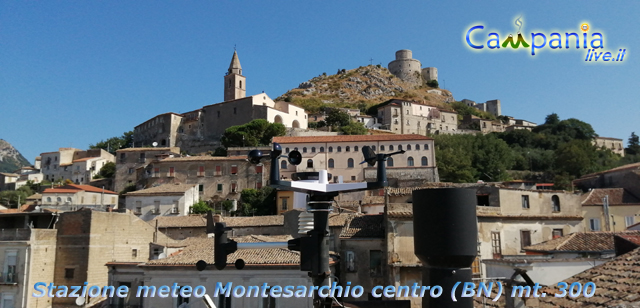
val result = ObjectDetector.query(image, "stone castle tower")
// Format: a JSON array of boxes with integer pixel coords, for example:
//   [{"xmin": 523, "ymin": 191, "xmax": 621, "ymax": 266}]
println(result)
[
  {"xmin": 388, "ymin": 49, "xmax": 438, "ymax": 86},
  {"xmin": 224, "ymin": 50, "xmax": 246, "ymax": 101}
]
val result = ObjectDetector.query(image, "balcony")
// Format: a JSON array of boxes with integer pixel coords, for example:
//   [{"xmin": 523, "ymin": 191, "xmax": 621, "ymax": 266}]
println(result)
[{"xmin": 0, "ymin": 228, "xmax": 31, "ymax": 241}]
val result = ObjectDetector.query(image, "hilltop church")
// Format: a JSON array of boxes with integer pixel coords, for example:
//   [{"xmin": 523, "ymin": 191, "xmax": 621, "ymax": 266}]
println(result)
[{"xmin": 133, "ymin": 51, "xmax": 308, "ymax": 154}]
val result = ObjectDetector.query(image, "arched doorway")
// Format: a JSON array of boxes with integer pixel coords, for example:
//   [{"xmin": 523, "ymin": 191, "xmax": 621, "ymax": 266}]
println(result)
[
  {"xmin": 292, "ymin": 120, "xmax": 300, "ymax": 128},
  {"xmin": 274, "ymin": 115, "xmax": 283, "ymax": 124}
]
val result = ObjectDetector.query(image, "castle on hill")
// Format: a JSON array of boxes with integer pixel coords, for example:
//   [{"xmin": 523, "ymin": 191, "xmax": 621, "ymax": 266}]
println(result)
[{"xmin": 388, "ymin": 49, "xmax": 438, "ymax": 86}]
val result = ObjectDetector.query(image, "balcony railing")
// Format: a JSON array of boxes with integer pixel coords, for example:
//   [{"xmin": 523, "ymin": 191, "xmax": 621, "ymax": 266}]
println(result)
[{"xmin": 0, "ymin": 228, "xmax": 31, "ymax": 241}]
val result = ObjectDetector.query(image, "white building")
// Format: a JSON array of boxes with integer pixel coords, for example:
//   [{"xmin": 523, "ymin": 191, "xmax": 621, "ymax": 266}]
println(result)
[
  {"xmin": 125, "ymin": 183, "xmax": 198, "ymax": 221},
  {"xmin": 41, "ymin": 184, "xmax": 118, "ymax": 210},
  {"xmin": 40, "ymin": 148, "xmax": 114, "ymax": 184}
]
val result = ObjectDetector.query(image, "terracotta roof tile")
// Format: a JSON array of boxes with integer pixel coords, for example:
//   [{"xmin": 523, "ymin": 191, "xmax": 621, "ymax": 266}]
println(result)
[
  {"xmin": 581, "ymin": 188, "xmax": 640, "ymax": 205},
  {"xmin": 146, "ymin": 235, "xmax": 302, "ymax": 266},
  {"xmin": 149, "ymin": 215, "xmax": 206, "ymax": 228},
  {"xmin": 116, "ymin": 147, "xmax": 179, "ymax": 152},
  {"xmin": 273, "ymin": 134, "xmax": 432, "ymax": 144},
  {"xmin": 537, "ymin": 246, "xmax": 640, "ymax": 307},
  {"xmin": 149, "ymin": 215, "xmax": 284, "ymax": 228},
  {"xmin": 126, "ymin": 184, "xmax": 197, "ymax": 196},
  {"xmin": 160, "ymin": 155, "xmax": 246, "ymax": 162},
  {"xmin": 578, "ymin": 162, "xmax": 640, "ymax": 179},
  {"xmin": 524, "ymin": 231, "xmax": 640, "ymax": 252},
  {"xmin": 43, "ymin": 184, "xmax": 118, "ymax": 195},
  {"xmin": 340, "ymin": 214, "xmax": 385, "ymax": 238}
]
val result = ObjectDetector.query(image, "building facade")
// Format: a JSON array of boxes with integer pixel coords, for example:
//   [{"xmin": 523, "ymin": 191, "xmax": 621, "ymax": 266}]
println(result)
[
  {"xmin": 377, "ymin": 99, "xmax": 458, "ymax": 135},
  {"xmin": 114, "ymin": 147, "xmax": 181, "ymax": 193},
  {"xmin": 41, "ymin": 184, "xmax": 118, "ymax": 211},
  {"xmin": 272, "ymin": 134, "xmax": 439, "ymax": 184},
  {"xmin": 40, "ymin": 148, "xmax": 114, "ymax": 184},
  {"xmin": 593, "ymin": 136, "xmax": 625, "ymax": 156},
  {"xmin": 125, "ymin": 183, "xmax": 199, "ymax": 221}
]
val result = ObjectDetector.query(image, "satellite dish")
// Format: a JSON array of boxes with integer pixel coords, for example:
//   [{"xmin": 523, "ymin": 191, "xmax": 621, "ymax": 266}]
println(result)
[
  {"xmin": 152, "ymin": 142, "xmax": 158, "ymax": 147},
  {"xmin": 158, "ymin": 253, "xmax": 167, "ymax": 259},
  {"xmin": 75, "ymin": 296, "xmax": 85, "ymax": 306},
  {"xmin": 35, "ymin": 206, "xmax": 42, "ymax": 212}
]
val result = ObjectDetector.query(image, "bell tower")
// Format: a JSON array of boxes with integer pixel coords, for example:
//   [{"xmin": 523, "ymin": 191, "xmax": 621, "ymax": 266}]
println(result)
[{"xmin": 224, "ymin": 50, "xmax": 246, "ymax": 101}]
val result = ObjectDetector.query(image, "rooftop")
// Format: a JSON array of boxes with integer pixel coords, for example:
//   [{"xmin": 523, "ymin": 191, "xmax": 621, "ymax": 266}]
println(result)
[
  {"xmin": 145, "ymin": 235, "xmax": 303, "ymax": 266},
  {"xmin": 581, "ymin": 188, "xmax": 640, "ymax": 205},
  {"xmin": 149, "ymin": 214, "xmax": 284, "ymax": 228},
  {"xmin": 524, "ymin": 231, "xmax": 640, "ymax": 253},
  {"xmin": 273, "ymin": 134, "xmax": 432, "ymax": 144},
  {"xmin": 43, "ymin": 184, "xmax": 118, "ymax": 195},
  {"xmin": 537, "ymin": 246, "xmax": 640, "ymax": 307},
  {"xmin": 340, "ymin": 214, "xmax": 385, "ymax": 238},
  {"xmin": 116, "ymin": 147, "xmax": 179, "ymax": 153},
  {"xmin": 125, "ymin": 184, "xmax": 197, "ymax": 196},
  {"xmin": 159, "ymin": 155, "xmax": 246, "ymax": 162}
]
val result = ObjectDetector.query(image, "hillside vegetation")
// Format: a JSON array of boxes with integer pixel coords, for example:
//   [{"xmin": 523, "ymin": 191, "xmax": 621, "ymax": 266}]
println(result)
[{"xmin": 276, "ymin": 65, "xmax": 455, "ymax": 114}]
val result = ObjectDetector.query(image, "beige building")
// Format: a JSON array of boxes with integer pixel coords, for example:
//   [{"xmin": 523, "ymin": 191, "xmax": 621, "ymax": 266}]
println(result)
[
  {"xmin": 593, "ymin": 136, "xmax": 625, "ymax": 156},
  {"xmin": 41, "ymin": 184, "xmax": 118, "ymax": 211},
  {"xmin": 377, "ymin": 99, "xmax": 458, "ymax": 135},
  {"xmin": 125, "ymin": 183, "xmax": 199, "ymax": 221},
  {"xmin": 581, "ymin": 188, "xmax": 640, "ymax": 232},
  {"xmin": 133, "ymin": 51, "xmax": 308, "ymax": 154},
  {"xmin": 0, "ymin": 173, "xmax": 18, "ymax": 191},
  {"xmin": 114, "ymin": 147, "xmax": 181, "ymax": 193},
  {"xmin": 136, "ymin": 155, "xmax": 269, "ymax": 207},
  {"xmin": 0, "ymin": 212, "xmax": 58, "ymax": 308},
  {"xmin": 272, "ymin": 134, "xmax": 439, "ymax": 184},
  {"xmin": 461, "ymin": 114, "xmax": 506, "ymax": 133},
  {"xmin": 40, "ymin": 148, "xmax": 114, "ymax": 184}
]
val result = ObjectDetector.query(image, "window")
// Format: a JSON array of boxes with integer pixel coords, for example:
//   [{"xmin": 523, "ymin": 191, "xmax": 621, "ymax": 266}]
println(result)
[
  {"xmin": 311, "ymin": 147, "xmax": 316, "ymax": 153},
  {"xmin": 354, "ymin": 146, "xmax": 359, "ymax": 152},
  {"xmin": 231, "ymin": 183, "xmax": 237, "ymax": 193},
  {"xmin": 307, "ymin": 159, "xmax": 313, "ymax": 168},
  {"xmin": 589, "ymin": 218, "xmax": 601, "ymax": 231},
  {"xmin": 231, "ymin": 165, "xmax": 238, "ymax": 175},
  {"xmin": 217, "ymin": 184, "xmax": 223, "ymax": 192},
  {"xmin": 626, "ymin": 216, "xmax": 635, "ymax": 227},
  {"xmin": 139, "ymin": 153, "xmax": 146, "ymax": 162},
  {"xmin": 424, "ymin": 144, "xmax": 429, "ymax": 150},
  {"xmin": 346, "ymin": 146, "xmax": 350, "ymax": 152},
  {"xmin": 132, "ymin": 249, "xmax": 138, "ymax": 258},
  {"xmin": 152, "ymin": 168, "xmax": 159, "ymax": 177},
  {"xmin": 65, "ymin": 268, "xmax": 75, "ymax": 279},
  {"xmin": 285, "ymin": 147, "xmax": 290, "ymax": 153},
  {"xmin": 262, "ymin": 296, "xmax": 277, "ymax": 308},
  {"xmin": 407, "ymin": 157, "xmax": 414, "ymax": 166},
  {"xmin": 328, "ymin": 147, "xmax": 333, "ymax": 153},
  {"xmin": 120, "ymin": 153, "xmax": 126, "ymax": 161},
  {"xmin": 215, "ymin": 165, "xmax": 222, "ymax": 176},
  {"xmin": 421, "ymin": 156, "xmax": 428, "ymax": 166},
  {"xmin": 491, "ymin": 232, "xmax": 502, "ymax": 259},
  {"xmin": 520, "ymin": 230, "xmax": 531, "ymax": 249},
  {"xmin": 128, "ymin": 168, "xmax": 134, "ymax": 174},
  {"xmin": 521, "ymin": 195, "xmax": 530, "ymax": 209},
  {"xmin": 281, "ymin": 161, "xmax": 287, "ymax": 169},
  {"xmin": 303, "ymin": 147, "xmax": 307, "ymax": 153},
  {"xmin": 66, "ymin": 197, "xmax": 72, "ymax": 203},
  {"xmin": 552, "ymin": 195, "xmax": 561, "ymax": 212},
  {"xmin": 233, "ymin": 107, "xmax": 237, "ymax": 114},
  {"xmin": 389, "ymin": 145, "xmax": 394, "ymax": 151},
  {"xmin": 369, "ymin": 250, "xmax": 383, "ymax": 277},
  {"xmin": 552, "ymin": 229, "xmax": 564, "ymax": 239},
  {"xmin": 57, "ymin": 197, "xmax": 62, "ymax": 203},
  {"xmin": 477, "ymin": 195, "xmax": 490, "ymax": 206},
  {"xmin": 407, "ymin": 145, "xmax": 411, "ymax": 151},
  {"xmin": 198, "ymin": 184, "xmax": 204, "ymax": 193},
  {"xmin": 337, "ymin": 146, "xmax": 342, "ymax": 152},
  {"xmin": 281, "ymin": 198, "xmax": 288, "ymax": 211},
  {"xmin": 347, "ymin": 158, "xmax": 354, "ymax": 168},
  {"xmin": 169, "ymin": 167, "xmax": 175, "ymax": 177},
  {"xmin": 1, "ymin": 294, "xmax": 14, "ymax": 307},
  {"xmin": 351, "ymin": 176, "xmax": 356, "ymax": 181},
  {"xmin": 398, "ymin": 145, "xmax": 403, "ymax": 151},
  {"xmin": 198, "ymin": 166, "xmax": 205, "ymax": 177},
  {"xmin": 319, "ymin": 147, "xmax": 324, "ymax": 153},
  {"xmin": 372, "ymin": 146, "xmax": 376, "ymax": 151},
  {"xmin": 328, "ymin": 159, "xmax": 334, "ymax": 168},
  {"xmin": 256, "ymin": 165, "xmax": 263, "ymax": 174},
  {"xmin": 416, "ymin": 144, "xmax": 420, "ymax": 150},
  {"xmin": 387, "ymin": 157, "xmax": 394, "ymax": 167}
]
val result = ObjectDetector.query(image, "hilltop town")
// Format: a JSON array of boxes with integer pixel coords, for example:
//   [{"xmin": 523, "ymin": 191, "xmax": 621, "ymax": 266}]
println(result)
[{"xmin": 1, "ymin": 49, "xmax": 640, "ymax": 308}]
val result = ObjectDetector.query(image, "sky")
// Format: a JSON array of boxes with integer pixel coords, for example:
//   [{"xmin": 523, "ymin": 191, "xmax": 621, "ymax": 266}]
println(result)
[{"xmin": 1, "ymin": 1, "xmax": 638, "ymax": 162}]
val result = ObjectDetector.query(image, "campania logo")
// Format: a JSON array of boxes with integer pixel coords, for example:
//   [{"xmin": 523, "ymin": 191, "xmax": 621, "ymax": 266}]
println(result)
[{"xmin": 464, "ymin": 16, "xmax": 628, "ymax": 63}]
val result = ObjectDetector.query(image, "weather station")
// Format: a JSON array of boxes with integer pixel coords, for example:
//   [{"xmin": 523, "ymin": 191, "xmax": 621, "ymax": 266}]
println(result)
[{"xmin": 192, "ymin": 142, "xmax": 404, "ymax": 308}]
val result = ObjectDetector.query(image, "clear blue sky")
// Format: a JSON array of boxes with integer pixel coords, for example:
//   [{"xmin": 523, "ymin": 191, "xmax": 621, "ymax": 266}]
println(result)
[{"xmin": 1, "ymin": 1, "xmax": 638, "ymax": 162}]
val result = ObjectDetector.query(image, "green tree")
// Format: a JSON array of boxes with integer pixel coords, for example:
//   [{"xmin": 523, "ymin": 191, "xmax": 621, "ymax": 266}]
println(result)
[
  {"xmin": 90, "ymin": 131, "xmax": 134, "ymax": 154},
  {"xmin": 627, "ymin": 132, "xmax": 640, "ymax": 156},
  {"xmin": 94, "ymin": 162, "xmax": 116, "ymax": 179},
  {"xmin": 190, "ymin": 200, "xmax": 214, "ymax": 214},
  {"xmin": 426, "ymin": 80, "xmax": 439, "ymax": 88},
  {"xmin": 221, "ymin": 119, "xmax": 286, "ymax": 148},
  {"xmin": 544, "ymin": 113, "xmax": 560, "ymax": 125},
  {"xmin": 240, "ymin": 186, "xmax": 276, "ymax": 215},
  {"xmin": 212, "ymin": 147, "xmax": 228, "ymax": 157},
  {"xmin": 554, "ymin": 140, "xmax": 597, "ymax": 177},
  {"xmin": 325, "ymin": 109, "xmax": 351, "ymax": 128},
  {"xmin": 339, "ymin": 122, "xmax": 368, "ymax": 135},
  {"xmin": 472, "ymin": 134, "xmax": 515, "ymax": 181},
  {"xmin": 0, "ymin": 190, "xmax": 30, "ymax": 208}
]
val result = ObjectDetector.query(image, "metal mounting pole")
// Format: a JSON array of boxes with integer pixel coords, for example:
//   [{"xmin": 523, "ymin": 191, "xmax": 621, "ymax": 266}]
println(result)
[{"xmin": 307, "ymin": 194, "xmax": 335, "ymax": 308}]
